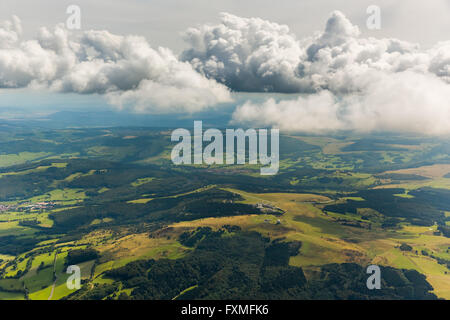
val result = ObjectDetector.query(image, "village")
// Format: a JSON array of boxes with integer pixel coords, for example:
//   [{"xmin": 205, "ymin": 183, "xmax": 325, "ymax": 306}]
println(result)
[{"xmin": 0, "ymin": 201, "xmax": 55, "ymax": 213}]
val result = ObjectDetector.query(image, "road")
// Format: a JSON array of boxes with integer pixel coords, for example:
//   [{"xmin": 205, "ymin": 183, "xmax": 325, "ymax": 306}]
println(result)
[{"xmin": 47, "ymin": 251, "xmax": 58, "ymax": 300}]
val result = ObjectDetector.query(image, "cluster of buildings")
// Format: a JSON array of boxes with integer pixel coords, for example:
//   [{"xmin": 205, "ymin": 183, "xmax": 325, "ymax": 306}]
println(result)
[
  {"xmin": 21, "ymin": 202, "xmax": 55, "ymax": 211},
  {"xmin": 0, "ymin": 201, "xmax": 55, "ymax": 213},
  {"xmin": 0, "ymin": 204, "xmax": 12, "ymax": 213},
  {"xmin": 255, "ymin": 202, "xmax": 283, "ymax": 213}
]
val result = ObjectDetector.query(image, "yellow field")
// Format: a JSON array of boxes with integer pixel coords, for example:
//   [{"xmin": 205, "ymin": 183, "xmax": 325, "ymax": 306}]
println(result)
[{"xmin": 385, "ymin": 164, "xmax": 450, "ymax": 179}]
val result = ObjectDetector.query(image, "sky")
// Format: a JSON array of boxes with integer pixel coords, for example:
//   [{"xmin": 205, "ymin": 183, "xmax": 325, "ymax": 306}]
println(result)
[
  {"xmin": 1, "ymin": 0, "xmax": 449, "ymax": 50},
  {"xmin": 0, "ymin": 0, "xmax": 449, "ymax": 134}
]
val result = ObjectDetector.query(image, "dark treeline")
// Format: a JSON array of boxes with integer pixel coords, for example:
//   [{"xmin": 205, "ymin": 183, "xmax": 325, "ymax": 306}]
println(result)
[{"xmin": 67, "ymin": 249, "xmax": 99, "ymax": 265}]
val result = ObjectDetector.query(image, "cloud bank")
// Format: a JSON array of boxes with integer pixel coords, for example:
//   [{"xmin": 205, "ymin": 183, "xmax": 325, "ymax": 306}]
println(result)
[
  {"xmin": 0, "ymin": 16, "xmax": 231, "ymax": 113},
  {"xmin": 182, "ymin": 11, "xmax": 449, "ymax": 92},
  {"xmin": 233, "ymin": 72, "xmax": 450, "ymax": 135},
  {"xmin": 183, "ymin": 11, "xmax": 450, "ymax": 134}
]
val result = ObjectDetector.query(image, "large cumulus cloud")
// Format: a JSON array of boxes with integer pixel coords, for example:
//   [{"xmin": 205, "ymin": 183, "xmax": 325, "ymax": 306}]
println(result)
[
  {"xmin": 182, "ymin": 11, "xmax": 449, "ymax": 92},
  {"xmin": 182, "ymin": 13, "xmax": 306, "ymax": 93},
  {"xmin": 182, "ymin": 11, "xmax": 450, "ymax": 134},
  {"xmin": 0, "ymin": 16, "xmax": 231, "ymax": 113}
]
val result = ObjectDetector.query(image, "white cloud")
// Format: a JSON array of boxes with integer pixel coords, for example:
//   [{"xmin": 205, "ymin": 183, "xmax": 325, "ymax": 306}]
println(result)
[
  {"xmin": 182, "ymin": 12, "xmax": 307, "ymax": 93},
  {"xmin": 233, "ymin": 71, "xmax": 450, "ymax": 135},
  {"xmin": 182, "ymin": 11, "xmax": 450, "ymax": 93},
  {"xmin": 181, "ymin": 11, "xmax": 450, "ymax": 134},
  {"xmin": 428, "ymin": 41, "xmax": 450, "ymax": 83},
  {"xmin": 0, "ymin": 16, "xmax": 231, "ymax": 113},
  {"xmin": 232, "ymin": 91, "xmax": 345, "ymax": 133}
]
